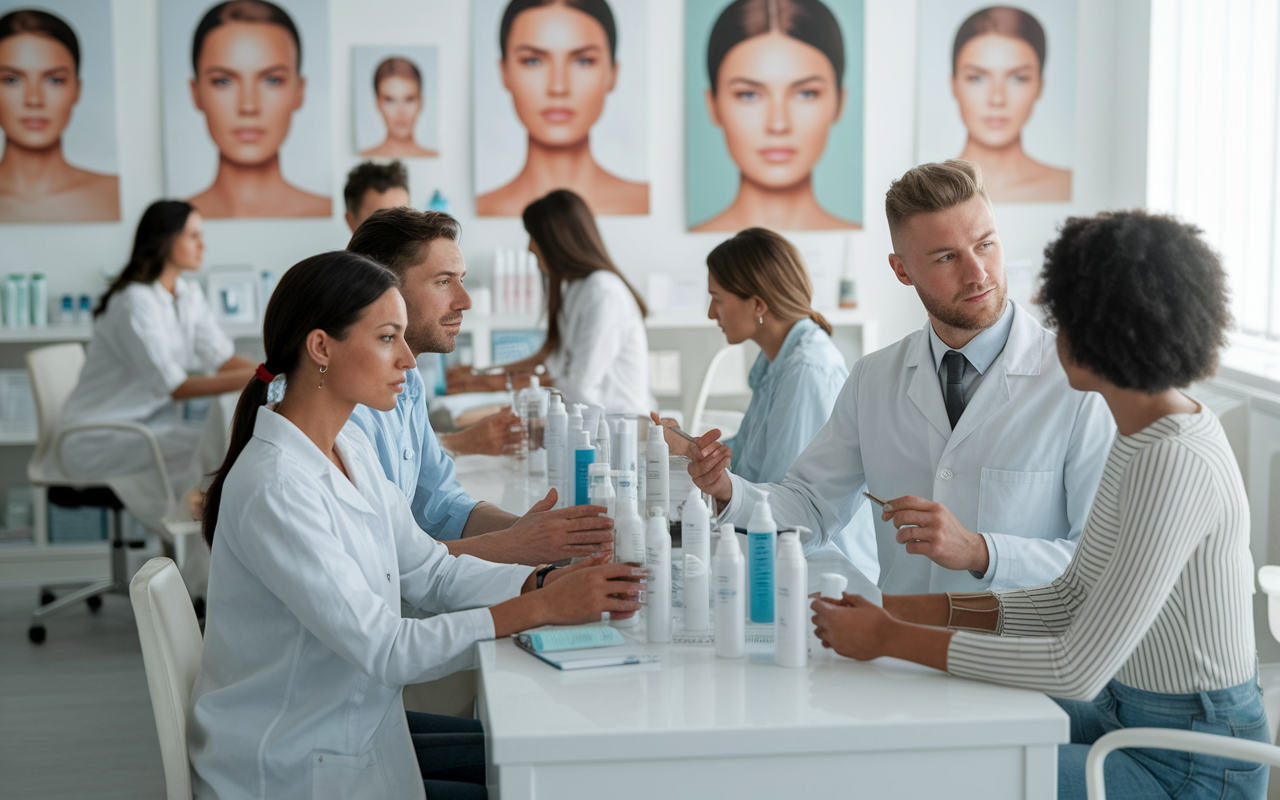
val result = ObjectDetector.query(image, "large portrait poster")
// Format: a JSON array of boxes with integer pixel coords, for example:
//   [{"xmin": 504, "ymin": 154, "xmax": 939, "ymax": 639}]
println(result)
[
  {"xmin": 684, "ymin": 0, "xmax": 864, "ymax": 232},
  {"xmin": 160, "ymin": 0, "xmax": 332, "ymax": 218},
  {"xmin": 353, "ymin": 45, "xmax": 439, "ymax": 158},
  {"xmin": 472, "ymin": 0, "xmax": 649, "ymax": 217},
  {"xmin": 0, "ymin": 0, "xmax": 120, "ymax": 222},
  {"xmin": 916, "ymin": 1, "xmax": 1076, "ymax": 203}
]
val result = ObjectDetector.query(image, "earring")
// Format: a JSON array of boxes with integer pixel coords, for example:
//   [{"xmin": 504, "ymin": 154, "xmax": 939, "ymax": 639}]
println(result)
[
  {"xmin": 758, "ymin": 316, "xmax": 764, "ymax": 325},
  {"xmin": 318, "ymin": 365, "xmax": 327, "ymax": 389}
]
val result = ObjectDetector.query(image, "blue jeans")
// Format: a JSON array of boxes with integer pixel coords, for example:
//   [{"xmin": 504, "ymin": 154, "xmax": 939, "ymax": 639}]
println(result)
[{"xmin": 1054, "ymin": 676, "xmax": 1270, "ymax": 799}]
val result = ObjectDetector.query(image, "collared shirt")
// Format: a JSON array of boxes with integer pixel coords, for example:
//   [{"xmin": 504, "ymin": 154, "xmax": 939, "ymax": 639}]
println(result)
[
  {"xmin": 349, "ymin": 366, "xmax": 478, "ymax": 541},
  {"xmin": 927, "ymin": 301, "xmax": 1015, "ymax": 407},
  {"xmin": 190, "ymin": 407, "xmax": 532, "ymax": 800},
  {"xmin": 724, "ymin": 318, "xmax": 879, "ymax": 581}
]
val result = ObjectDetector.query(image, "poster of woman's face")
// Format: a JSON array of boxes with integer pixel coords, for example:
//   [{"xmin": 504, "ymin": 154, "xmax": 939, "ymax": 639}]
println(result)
[
  {"xmin": 685, "ymin": 0, "xmax": 863, "ymax": 232},
  {"xmin": 353, "ymin": 46, "xmax": 439, "ymax": 158},
  {"xmin": 916, "ymin": 1, "xmax": 1076, "ymax": 203},
  {"xmin": 472, "ymin": 0, "xmax": 649, "ymax": 217},
  {"xmin": 0, "ymin": 1, "xmax": 119, "ymax": 223},
  {"xmin": 160, "ymin": 0, "xmax": 331, "ymax": 219}
]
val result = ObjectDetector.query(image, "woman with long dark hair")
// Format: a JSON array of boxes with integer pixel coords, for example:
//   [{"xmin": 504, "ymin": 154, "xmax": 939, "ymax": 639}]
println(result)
[
  {"xmin": 189, "ymin": 251, "xmax": 643, "ymax": 800},
  {"xmin": 52, "ymin": 200, "xmax": 253, "ymax": 520},
  {"xmin": 450, "ymin": 188, "xmax": 651, "ymax": 415}
]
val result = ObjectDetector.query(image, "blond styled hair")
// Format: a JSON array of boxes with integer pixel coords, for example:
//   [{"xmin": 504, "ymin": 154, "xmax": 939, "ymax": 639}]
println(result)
[
  {"xmin": 884, "ymin": 159, "xmax": 988, "ymax": 247},
  {"xmin": 706, "ymin": 228, "xmax": 832, "ymax": 335}
]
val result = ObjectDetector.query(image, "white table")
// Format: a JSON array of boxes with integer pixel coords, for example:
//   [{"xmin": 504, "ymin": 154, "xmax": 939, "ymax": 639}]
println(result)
[{"xmin": 477, "ymin": 629, "xmax": 1068, "ymax": 800}]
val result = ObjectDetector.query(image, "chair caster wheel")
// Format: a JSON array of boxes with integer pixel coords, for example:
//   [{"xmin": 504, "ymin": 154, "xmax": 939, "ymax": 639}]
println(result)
[
  {"xmin": 40, "ymin": 590, "xmax": 55, "ymax": 606},
  {"xmin": 28, "ymin": 625, "xmax": 46, "ymax": 644},
  {"xmin": 86, "ymin": 595, "xmax": 103, "ymax": 612}
]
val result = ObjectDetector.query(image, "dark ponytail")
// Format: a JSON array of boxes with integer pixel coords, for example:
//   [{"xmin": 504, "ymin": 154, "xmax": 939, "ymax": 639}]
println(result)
[
  {"xmin": 95, "ymin": 200, "xmax": 195, "ymax": 317},
  {"xmin": 201, "ymin": 251, "xmax": 399, "ymax": 546}
]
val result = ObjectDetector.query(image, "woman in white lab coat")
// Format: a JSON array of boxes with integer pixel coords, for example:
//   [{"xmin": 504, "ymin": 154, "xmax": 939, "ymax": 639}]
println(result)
[
  {"xmin": 54, "ymin": 200, "xmax": 254, "ymax": 519},
  {"xmin": 189, "ymin": 251, "xmax": 643, "ymax": 800},
  {"xmin": 450, "ymin": 189, "xmax": 652, "ymax": 415}
]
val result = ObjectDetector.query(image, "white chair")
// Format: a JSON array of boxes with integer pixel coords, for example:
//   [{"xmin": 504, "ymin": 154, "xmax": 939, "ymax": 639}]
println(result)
[
  {"xmin": 690, "ymin": 344, "xmax": 750, "ymax": 439},
  {"xmin": 1086, "ymin": 727, "xmax": 1280, "ymax": 800},
  {"xmin": 25, "ymin": 343, "xmax": 176, "ymax": 643},
  {"xmin": 130, "ymin": 557, "xmax": 201, "ymax": 800}
]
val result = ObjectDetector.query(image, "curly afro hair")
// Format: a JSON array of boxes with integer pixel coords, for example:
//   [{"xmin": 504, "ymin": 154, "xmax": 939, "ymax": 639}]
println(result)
[{"xmin": 1038, "ymin": 209, "xmax": 1231, "ymax": 393}]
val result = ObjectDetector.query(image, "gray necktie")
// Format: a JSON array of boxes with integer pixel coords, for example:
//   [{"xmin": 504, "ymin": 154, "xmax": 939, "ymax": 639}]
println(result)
[{"xmin": 943, "ymin": 351, "xmax": 967, "ymax": 429}]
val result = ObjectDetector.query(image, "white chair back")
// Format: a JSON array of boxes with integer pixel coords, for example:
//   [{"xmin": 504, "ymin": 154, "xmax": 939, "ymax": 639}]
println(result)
[
  {"xmin": 25, "ymin": 343, "xmax": 86, "ymax": 479},
  {"xmin": 1087, "ymin": 727, "xmax": 1280, "ymax": 800},
  {"xmin": 690, "ymin": 344, "xmax": 750, "ymax": 437},
  {"xmin": 130, "ymin": 557, "xmax": 201, "ymax": 800}
]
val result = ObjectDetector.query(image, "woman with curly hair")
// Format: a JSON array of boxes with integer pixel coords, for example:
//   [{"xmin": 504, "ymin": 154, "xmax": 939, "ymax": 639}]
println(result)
[{"xmin": 810, "ymin": 209, "xmax": 1264, "ymax": 799}]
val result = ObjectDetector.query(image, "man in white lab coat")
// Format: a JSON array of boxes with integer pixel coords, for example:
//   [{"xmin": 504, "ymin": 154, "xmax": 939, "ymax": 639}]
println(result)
[{"xmin": 692, "ymin": 160, "xmax": 1115, "ymax": 593}]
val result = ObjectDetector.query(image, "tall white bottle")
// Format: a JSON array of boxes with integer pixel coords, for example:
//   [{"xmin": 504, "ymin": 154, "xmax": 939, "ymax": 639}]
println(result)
[
  {"xmin": 545, "ymin": 393, "xmax": 568, "ymax": 509},
  {"xmin": 645, "ymin": 423, "xmax": 669, "ymax": 517},
  {"xmin": 713, "ymin": 524, "xmax": 745, "ymax": 659},
  {"xmin": 611, "ymin": 481, "xmax": 646, "ymax": 629},
  {"xmin": 645, "ymin": 509, "xmax": 672, "ymax": 643},
  {"xmin": 566, "ymin": 403, "xmax": 586, "ymax": 504},
  {"xmin": 594, "ymin": 411, "xmax": 611, "ymax": 466},
  {"xmin": 774, "ymin": 531, "xmax": 808, "ymax": 668},
  {"xmin": 681, "ymin": 487, "xmax": 711, "ymax": 610},
  {"xmin": 747, "ymin": 489, "xmax": 777, "ymax": 623}
]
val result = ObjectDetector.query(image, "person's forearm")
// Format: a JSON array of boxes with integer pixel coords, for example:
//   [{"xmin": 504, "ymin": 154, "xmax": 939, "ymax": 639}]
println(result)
[
  {"xmin": 220, "ymin": 353, "xmax": 254, "ymax": 372},
  {"xmin": 884, "ymin": 592, "xmax": 1000, "ymax": 633},
  {"xmin": 461, "ymin": 502, "xmax": 519, "ymax": 538},
  {"xmin": 172, "ymin": 370, "xmax": 253, "ymax": 400},
  {"xmin": 489, "ymin": 589, "xmax": 550, "ymax": 638},
  {"xmin": 884, "ymin": 618, "xmax": 954, "ymax": 672},
  {"xmin": 882, "ymin": 594, "xmax": 950, "ymax": 626}
]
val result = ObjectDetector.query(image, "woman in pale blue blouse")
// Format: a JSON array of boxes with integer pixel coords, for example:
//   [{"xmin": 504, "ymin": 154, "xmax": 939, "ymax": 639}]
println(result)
[{"xmin": 663, "ymin": 228, "xmax": 878, "ymax": 580}]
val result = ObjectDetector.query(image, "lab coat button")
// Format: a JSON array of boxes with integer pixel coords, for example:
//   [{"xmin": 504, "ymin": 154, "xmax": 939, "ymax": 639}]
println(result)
[
  {"xmin": 402, "ymin": 448, "xmax": 413, "ymax": 460},
  {"xmin": 939, "ymin": 469, "xmax": 953, "ymax": 481}
]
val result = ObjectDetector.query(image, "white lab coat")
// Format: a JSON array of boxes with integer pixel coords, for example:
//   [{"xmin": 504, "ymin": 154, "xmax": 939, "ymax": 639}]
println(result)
[
  {"xmin": 543, "ymin": 270, "xmax": 652, "ymax": 415},
  {"xmin": 53, "ymin": 279, "xmax": 234, "ymax": 524},
  {"xmin": 720, "ymin": 302, "xmax": 1116, "ymax": 593},
  {"xmin": 188, "ymin": 407, "xmax": 533, "ymax": 800}
]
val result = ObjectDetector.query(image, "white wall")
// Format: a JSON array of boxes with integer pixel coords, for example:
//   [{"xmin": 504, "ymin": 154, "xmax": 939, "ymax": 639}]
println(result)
[{"xmin": 0, "ymin": 0, "xmax": 1149, "ymax": 352}]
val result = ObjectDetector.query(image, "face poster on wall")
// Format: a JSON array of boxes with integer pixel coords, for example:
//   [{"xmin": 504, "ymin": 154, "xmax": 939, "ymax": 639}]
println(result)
[
  {"xmin": 160, "ymin": 0, "xmax": 331, "ymax": 219},
  {"xmin": 353, "ymin": 46, "xmax": 439, "ymax": 159},
  {"xmin": 0, "ymin": 1, "xmax": 119, "ymax": 223},
  {"xmin": 472, "ymin": 0, "xmax": 649, "ymax": 217},
  {"xmin": 916, "ymin": 1, "xmax": 1076, "ymax": 203},
  {"xmin": 685, "ymin": 0, "xmax": 863, "ymax": 233}
]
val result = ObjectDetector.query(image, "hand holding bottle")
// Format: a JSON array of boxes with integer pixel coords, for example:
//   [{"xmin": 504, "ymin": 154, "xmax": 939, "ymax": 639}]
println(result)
[{"xmin": 537, "ymin": 552, "xmax": 648, "ymax": 625}]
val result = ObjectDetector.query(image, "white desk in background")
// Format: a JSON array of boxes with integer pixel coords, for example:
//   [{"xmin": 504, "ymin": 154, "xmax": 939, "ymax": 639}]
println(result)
[{"xmin": 477, "ymin": 632, "xmax": 1067, "ymax": 800}]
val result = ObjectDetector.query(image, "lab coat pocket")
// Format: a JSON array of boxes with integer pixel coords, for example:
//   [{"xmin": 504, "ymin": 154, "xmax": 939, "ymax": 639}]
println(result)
[
  {"xmin": 311, "ymin": 750, "xmax": 384, "ymax": 800},
  {"xmin": 977, "ymin": 468, "xmax": 1055, "ymax": 539}
]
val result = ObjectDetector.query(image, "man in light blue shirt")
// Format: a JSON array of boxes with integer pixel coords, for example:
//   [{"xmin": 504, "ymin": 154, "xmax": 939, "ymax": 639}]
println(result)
[
  {"xmin": 347, "ymin": 208, "xmax": 613, "ymax": 564},
  {"xmin": 688, "ymin": 160, "xmax": 1116, "ymax": 593}
]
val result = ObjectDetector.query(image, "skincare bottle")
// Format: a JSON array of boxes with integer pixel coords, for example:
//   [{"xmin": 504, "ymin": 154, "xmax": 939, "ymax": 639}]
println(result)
[
  {"xmin": 611, "ymin": 482, "xmax": 645, "ymax": 629},
  {"xmin": 588, "ymin": 463, "xmax": 617, "ymax": 523},
  {"xmin": 545, "ymin": 393, "xmax": 567, "ymax": 509},
  {"xmin": 573, "ymin": 430, "xmax": 595, "ymax": 506},
  {"xmin": 681, "ymin": 487, "xmax": 711, "ymax": 610},
  {"xmin": 567, "ymin": 403, "xmax": 586, "ymax": 504},
  {"xmin": 684, "ymin": 555, "xmax": 710, "ymax": 632},
  {"xmin": 812, "ymin": 573, "xmax": 849, "ymax": 659},
  {"xmin": 593, "ymin": 408, "xmax": 611, "ymax": 465},
  {"xmin": 645, "ymin": 509, "xmax": 672, "ymax": 643},
  {"xmin": 713, "ymin": 526, "xmax": 745, "ymax": 659},
  {"xmin": 774, "ymin": 531, "xmax": 808, "ymax": 668},
  {"xmin": 645, "ymin": 423, "xmax": 669, "ymax": 517},
  {"xmin": 747, "ymin": 489, "xmax": 777, "ymax": 624},
  {"xmin": 521, "ymin": 376, "xmax": 546, "ymax": 480},
  {"xmin": 615, "ymin": 417, "xmax": 637, "ymax": 483}
]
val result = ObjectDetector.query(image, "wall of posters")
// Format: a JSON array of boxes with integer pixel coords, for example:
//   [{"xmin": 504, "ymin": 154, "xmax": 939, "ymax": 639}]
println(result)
[
  {"xmin": 916, "ymin": 1, "xmax": 1077, "ymax": 203},
  {"xmin": 471, "ymin": 0, "xmax": 649, "ymax": 217},
  {"xmin": 0, "ymin": 0, "xmax": 119, "ymax": 222},
  {"xmin": 160, "ymin": 0, "xmax": 332, "ymax": 218},
  {"xmin": 684, "ymin": 0, "xmax": 864, "ymax": 232},
  {"xmin": 352, "ymin": 44, "xmax": 439, "ymax": 158}
]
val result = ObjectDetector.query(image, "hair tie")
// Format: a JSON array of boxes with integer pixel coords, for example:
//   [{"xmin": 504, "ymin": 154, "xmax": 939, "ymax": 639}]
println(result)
[{"xmin": 255, "ymin": 363, "xmax": 276, "ymax": 382}]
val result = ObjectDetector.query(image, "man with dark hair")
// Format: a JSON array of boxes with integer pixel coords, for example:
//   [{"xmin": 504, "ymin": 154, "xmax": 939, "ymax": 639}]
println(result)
[
  {"xmin": 348, "ymin": 207, "xmax": 613, "ymax": 564},
  {"xmin": 688, "ymin": 159, "xmax": 1115, "ymax": 594},
  {"xmin": 343, "ymin": 160, "xmax": 411, "ymax": 231}
]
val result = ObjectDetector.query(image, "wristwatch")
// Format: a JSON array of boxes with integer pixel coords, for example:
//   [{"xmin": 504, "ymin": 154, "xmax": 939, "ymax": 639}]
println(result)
[{"xmin": 535, "ymin": 564, "xmax": 559, "ymax": 589}]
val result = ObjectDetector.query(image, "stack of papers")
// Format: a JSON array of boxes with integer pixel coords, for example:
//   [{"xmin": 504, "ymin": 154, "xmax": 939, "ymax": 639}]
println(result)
[{"xmin": 515, "ymin": 626, "xmax": 661, "ymax": 671}]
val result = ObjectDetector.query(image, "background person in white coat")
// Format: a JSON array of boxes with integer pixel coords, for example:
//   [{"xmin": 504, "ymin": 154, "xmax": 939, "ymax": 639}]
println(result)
[
  {"xmin": 190, "ymin": 251, "xmax": 645, "ymax": 800},
  {"xmin": 54, "ymin": 200, "xmax": 255, "ymax": 526},
  {"xmin": 449, "ymin": 188, "xmax": 652, "ymax": 415},
  {"xmin": 687, "ymin": 160, "xmax": 1115, "ymax": 593}
]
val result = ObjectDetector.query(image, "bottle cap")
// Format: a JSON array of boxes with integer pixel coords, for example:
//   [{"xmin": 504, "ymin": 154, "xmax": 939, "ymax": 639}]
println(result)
[{"xmin": 820, "ymin": 573, "xmax": 849, "ymax": 599}]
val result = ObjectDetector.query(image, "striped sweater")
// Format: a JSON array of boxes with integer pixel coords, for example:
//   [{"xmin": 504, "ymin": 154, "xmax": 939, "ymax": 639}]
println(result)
[{"xmin": 947, "ymin": 408, "xmax": 1254, "ymax": 701}]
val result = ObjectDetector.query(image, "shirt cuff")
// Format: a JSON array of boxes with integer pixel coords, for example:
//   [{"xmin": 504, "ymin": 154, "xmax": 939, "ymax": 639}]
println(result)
[{"xmin": 966, "ymin": 532, "xmax": 998, "ymax": 589}]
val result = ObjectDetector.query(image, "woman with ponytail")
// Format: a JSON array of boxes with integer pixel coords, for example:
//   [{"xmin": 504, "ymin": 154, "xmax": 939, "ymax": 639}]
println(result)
[
  {"xmin": 53, "ymin": 200, "xmax": 254, "ymax": 519},
  {"xmin": 656, "ymin": 227, "xmax": 877, "ymax": 579},
  {"xmin": 189, "ymin": 251, "xmax": 643, "ymax": 800}
]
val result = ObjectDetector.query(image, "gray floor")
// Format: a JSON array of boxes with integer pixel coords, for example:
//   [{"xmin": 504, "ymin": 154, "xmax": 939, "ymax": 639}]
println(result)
[{"xmin": 5, "ymin": 580, "xmax": 1280, "ymax": 800}]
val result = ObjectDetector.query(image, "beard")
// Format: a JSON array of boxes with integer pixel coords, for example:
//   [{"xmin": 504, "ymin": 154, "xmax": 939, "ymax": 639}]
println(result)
[
  {"xmin": 405, "ymin": 315, "xmax": 461, "ymax": 355},
  {"xmin": 915, "ymin": 278, "xmax": 1008, "ymax": 332}
]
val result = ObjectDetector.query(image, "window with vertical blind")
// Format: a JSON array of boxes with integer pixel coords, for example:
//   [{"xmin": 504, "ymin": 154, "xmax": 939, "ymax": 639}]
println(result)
[{"xmin": 1147, "ymin": 0, "xmax": 1280, "ymax": 340}]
